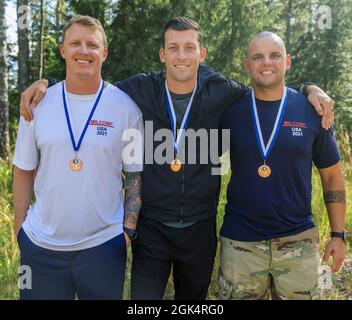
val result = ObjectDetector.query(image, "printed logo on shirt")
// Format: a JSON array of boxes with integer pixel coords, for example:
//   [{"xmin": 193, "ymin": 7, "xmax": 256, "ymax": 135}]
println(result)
[
  {"xmin": 89, "ymin": 119, "xmax": 114, "ymax": 136},
  {"xmin": 282, "ymin": 121, "xmax": 307, "ymax": 137}
]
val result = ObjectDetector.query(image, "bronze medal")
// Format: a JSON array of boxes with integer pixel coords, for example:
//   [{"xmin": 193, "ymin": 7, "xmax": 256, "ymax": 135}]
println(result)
[
  {"xmin": 170, "ymin": 158, "xmax": 182, "ymax": 172},
  {"xmin": 250, "ymin": 88, "xmax": 287, "ymax": 181},
  {"xmin": 258, "ymin": 164, "xmax": 271, "ymax": 178},
  {"xmin": 165, "ymin": 80, "xmax": 197, "ymax": 174},
  {"xmin": 63, "ymin": 80, "xmax": 104, "ymax": 174},
  {"xmin": 69, "ymin": 157, "xmax": 83, "ymax": 171}
]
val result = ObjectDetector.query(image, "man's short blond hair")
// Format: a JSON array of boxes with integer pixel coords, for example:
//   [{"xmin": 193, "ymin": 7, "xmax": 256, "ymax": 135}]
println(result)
[{"xmin": 62, "ymin": 15, "xmax": 108, "ymax": 48}]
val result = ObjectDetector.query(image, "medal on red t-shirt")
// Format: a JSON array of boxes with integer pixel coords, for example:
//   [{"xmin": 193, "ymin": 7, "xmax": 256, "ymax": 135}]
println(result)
[
  {"xmin": 165, "ymin": 80, "xmax": 197, "ymax": 173},
  {"xmin": 250, "ymin": 87, "xmax": 288, "ymax": 178},
  {"xmin": 62, "ymin": 80, "xmax": 104, "ymax": 172}
]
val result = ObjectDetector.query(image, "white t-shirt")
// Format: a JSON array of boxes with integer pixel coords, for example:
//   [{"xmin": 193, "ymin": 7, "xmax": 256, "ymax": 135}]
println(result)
[{"xmin": 13, "ymin": 81, "xmax": 144, "ymax": 251}]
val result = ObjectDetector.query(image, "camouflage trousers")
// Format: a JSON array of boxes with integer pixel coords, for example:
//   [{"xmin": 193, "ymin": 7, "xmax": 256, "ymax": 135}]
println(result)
[{"xmin": 218, "ymin": 228, "xmax": 321, "ymax": 300}]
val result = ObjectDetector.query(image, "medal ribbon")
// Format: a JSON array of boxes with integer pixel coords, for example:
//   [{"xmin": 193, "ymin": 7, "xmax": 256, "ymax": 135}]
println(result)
[
  {"xmin": 62, "ymin": 80, "xmax": 104, "ymax": 152},
  {"xmin": 250, "ymin": 87, "xmax": 288, "ymax": 161},
  {"xmin": 165, "ymin": 80, "xmax": 197, "ymax": 155}
]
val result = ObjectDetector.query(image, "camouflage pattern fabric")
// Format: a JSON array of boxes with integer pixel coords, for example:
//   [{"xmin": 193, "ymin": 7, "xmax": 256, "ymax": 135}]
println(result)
[{"xmin": 218, "ymin": 228, "xmax": 321, "ymax": 300}]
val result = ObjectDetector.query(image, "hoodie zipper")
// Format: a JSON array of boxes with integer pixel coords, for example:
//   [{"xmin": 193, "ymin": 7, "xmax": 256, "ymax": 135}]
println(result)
[
  {"xmin": 179, "ymin": 165, "xmax": 185, "ymax": 223},
  {"xmin": 175, "ymin": 72, "xmax": 220, "ymax": 223}
]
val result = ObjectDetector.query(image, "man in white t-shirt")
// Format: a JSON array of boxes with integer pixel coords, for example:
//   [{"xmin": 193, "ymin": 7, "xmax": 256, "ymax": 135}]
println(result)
[{"xmin": 12, "ymin": 15, "xmax": 143, "ymax": 300}]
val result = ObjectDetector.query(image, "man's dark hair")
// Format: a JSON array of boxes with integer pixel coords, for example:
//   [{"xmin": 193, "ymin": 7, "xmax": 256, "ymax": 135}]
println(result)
[{"xmin": 161, "ymin": 17, "xmax": 203, "ymax": 47}]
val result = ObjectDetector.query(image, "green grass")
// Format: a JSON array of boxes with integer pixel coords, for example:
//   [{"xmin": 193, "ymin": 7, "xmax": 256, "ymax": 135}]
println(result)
[
  {"xmin": 0, "ymin": 161, "xmax": 20, "ymax": 299},
  {"xmin": 1, "ymin": 130, "xmax": 351, "ymax": 299}
]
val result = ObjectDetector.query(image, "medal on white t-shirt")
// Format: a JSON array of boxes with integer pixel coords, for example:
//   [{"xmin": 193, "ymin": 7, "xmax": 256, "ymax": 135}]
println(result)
[
  {"xmin": 165, "ymin": 80, "xmax": 197, "ymax": 173},
  {"xmin": 62, "ymin": 80, "xmax": 104, "ymax": 172},
  {"xmin": 69, "ymin": 155, "xmax": 83, "ymax": 171},
  {"xmin": 250, "ymin": 87, "xmax": 288, "ymax": 178}
]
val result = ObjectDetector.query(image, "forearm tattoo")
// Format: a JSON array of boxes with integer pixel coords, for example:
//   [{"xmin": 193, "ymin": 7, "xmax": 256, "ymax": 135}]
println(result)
[
  {"xmin": 324, "ymin": 190, "xmax": 346, "ymax": 204},
  {"xmin": 123, "ymin": 172, "xmax": 142, "ymax": 228}
]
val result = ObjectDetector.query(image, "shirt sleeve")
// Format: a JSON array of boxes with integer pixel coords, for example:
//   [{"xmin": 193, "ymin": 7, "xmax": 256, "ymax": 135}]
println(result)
[
  {"xmin": 114, "ymin": 72, "xmax": 152, "ymax": 108},
  {"xmin": 207, "ymin": 73, "xmax": 249, "ymax": 111},
  {"xmin": 13, "ymin": 116, "xmax": 39, "ymax": 170},
  {"xmin": 226, "ymin": 78, "xmax": 250, "ymax": 102},
  {"xmin": 122, "ymin": 111, "xmax": 144, "ymax": 172},
  {"xmin": 313, "ymin": 126, "xmax": 341, "ymax": 169},
  {"xmin": 48, "ymin": 78, "xmax": 61, "ymax": 88},
  {"xmin": 289, "ymin": 82, "xmax": 315, "ymax": 96}
]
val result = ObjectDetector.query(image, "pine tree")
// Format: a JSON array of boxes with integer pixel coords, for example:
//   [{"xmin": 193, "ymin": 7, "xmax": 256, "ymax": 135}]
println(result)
[
  {"xmin": 0, "ymin": 0, "xmax": 10, "ymax": 162},
  {"xmin": 17, "ymin": 0, "xmax": 30, "ymax": 92}
]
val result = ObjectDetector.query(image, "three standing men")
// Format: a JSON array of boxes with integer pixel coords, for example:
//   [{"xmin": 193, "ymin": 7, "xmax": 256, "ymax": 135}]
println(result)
[{"xmin": 19, "ymin": 17, "xmax": 335, "ymax": 300}]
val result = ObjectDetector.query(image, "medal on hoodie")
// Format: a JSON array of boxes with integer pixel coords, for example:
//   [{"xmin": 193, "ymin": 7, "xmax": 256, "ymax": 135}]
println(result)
[
  {"xmin": 165, "ymin": 80, "xmax": 197, "ymax": 172},
  {"xmin": 62, "ymin": 80, "xmax": 104, "ymax": 172},
  {"xmin": 170, "ymin": 158, "xmax": 182, "ymax": 172},
  {"xmin": 250, "ymin": 87, "xmax": 288, "ymax": 178}
]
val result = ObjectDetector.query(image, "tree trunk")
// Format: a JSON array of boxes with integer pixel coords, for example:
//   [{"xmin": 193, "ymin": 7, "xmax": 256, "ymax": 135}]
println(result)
[
  {"xmin": 39, "ymin": 0, "xmax": 44, "ymax": 79},
  {"xmin": 0, "ymin": 0, "xmax": 10, "ymax": 162},
  {"xmin": 55, "ymin": 0, "xmax": 62, "ymax": 43},
  {"xmin": 17, "ymin": 0, "xmax": 30, "ymax": 93},
  {"xmin": 285, "ymin": 0, "xmax": 292, "ymax": 53}
]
